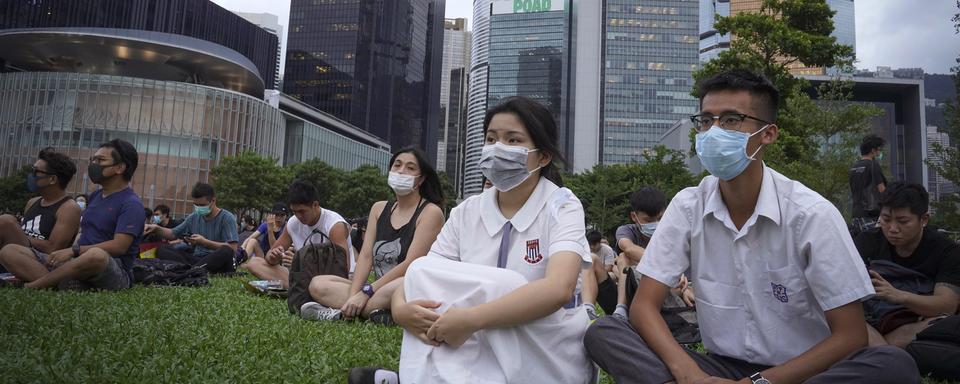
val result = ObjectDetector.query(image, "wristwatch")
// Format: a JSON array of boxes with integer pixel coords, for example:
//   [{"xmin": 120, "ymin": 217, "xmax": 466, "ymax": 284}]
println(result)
[
  {"xmin": 71, "ymin": 243, "xmax": 81, "ymax": 258},
  {"xmin": 749, "ymin": 372, "xmax": 771, "ymax": 384},
  {"xmin": 361, "ymin": 283, "xmax": 375, "ymax": 297}
]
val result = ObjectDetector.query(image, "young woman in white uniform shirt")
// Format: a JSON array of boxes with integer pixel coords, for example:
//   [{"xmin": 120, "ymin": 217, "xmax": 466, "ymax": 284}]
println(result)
[{"xmin": 390, "ymin": 97, "xmax": 593, "ymax": 383}]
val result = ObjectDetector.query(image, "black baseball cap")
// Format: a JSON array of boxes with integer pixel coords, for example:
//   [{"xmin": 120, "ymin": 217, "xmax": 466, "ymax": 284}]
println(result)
[{"xmin": 271, "ymin": 202, "xmax": 289, "ymax": 215}]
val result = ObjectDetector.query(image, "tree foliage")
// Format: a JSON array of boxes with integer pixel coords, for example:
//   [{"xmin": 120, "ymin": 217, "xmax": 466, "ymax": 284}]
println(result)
[
  {"xmin": 692, "ymin": 0, "xmax": 881, "ymax": 218},
  {"xmin": 926, "ymin": 2, "xmax": 960, "ymax": 231},
  {"xmin": 210, "ymin": 151, "xmax": 292, "ymax": 219},
  {"xmin": 0, "ymin": 166, "xmax": 34, "ymax": 215},
  {"xmin": 566, "ymin": 146, "xmax": 698, "ymax": 239}
]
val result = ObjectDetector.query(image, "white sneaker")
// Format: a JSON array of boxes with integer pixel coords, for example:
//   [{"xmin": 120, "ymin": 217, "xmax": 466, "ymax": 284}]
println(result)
[{"xmin": 300, "ymin": 301, "xmax": 342, "ymax": 321}]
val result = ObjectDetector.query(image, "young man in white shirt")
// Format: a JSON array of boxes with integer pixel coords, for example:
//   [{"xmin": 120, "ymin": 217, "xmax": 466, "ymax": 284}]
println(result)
[{"xmin": 584, "ymin": 69, "xmax": 919, "ymax": 384}]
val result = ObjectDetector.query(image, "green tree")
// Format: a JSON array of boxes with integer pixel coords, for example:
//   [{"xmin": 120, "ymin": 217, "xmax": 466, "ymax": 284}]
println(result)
[
  {"xmin": 0, "ymin": 166, "xmax": 34, "ymax": 214},
  {"xmin": 288, "ymin": 158, "xmax": 346, "ymax": 207},
  {"xmin": 926, "ymin": 2, "xmax": 960, "ymax": 231},
  {"xmin": 692, "ymin": 0, "xmax": 881, "ymax": 216},
  {"xmin": 567, "ymin": 146, "xmax": 697, "ymax": 239},
  {"xmin": 211, "ymin": 151, "xmax": 292, "ymax": 219},
  {"xmin": 438, "ymin": 172, "xmax": 458, "ymax": 213}
]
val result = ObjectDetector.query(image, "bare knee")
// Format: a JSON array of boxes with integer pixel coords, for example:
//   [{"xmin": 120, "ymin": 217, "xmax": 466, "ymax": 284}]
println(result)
[
  {"xmin": 0, "ymin": 214, "xmax": 18, "ymax": 229},
  {"xmin": 75, "ymin": 248, "xmax": 110, "ymax": 274},
  {"xmin": 308, "ymin": 275, "xmax": 332, "ymax": 297}
]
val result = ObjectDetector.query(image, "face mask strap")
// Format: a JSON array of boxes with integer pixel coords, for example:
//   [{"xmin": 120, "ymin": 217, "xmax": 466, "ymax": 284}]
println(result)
[{"xmin": 744, "ymin": 124, "xmax": 771, "ymax": 160}]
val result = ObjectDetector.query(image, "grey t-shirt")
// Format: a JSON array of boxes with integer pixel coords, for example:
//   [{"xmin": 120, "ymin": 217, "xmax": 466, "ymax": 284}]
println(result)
[
  {"xmin": 172, "ymin": 209, "xmax": 239, "ymax": 257},
  {"xmin": 614, "ymin": 223, "xmax": 649, "ymax": 254}
]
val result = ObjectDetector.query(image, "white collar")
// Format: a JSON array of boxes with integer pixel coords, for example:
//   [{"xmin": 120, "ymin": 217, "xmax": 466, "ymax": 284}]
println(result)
[
  {"xmin": 703, "ymin": 165, "xmax": 782, "ymax": 228},
  {"xmin": 480, "ymin": 177, "xmax": 558, "ymax": 237}
]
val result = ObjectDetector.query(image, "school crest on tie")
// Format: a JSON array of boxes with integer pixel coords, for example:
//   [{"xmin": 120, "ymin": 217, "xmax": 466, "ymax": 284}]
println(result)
[
  {"xmin": 524, "ymin": 239, "xmax": 543, "ymax": 264},
  {"xmin": 771, "ymin": 282, "xmax": 789, "ymax": 303}
]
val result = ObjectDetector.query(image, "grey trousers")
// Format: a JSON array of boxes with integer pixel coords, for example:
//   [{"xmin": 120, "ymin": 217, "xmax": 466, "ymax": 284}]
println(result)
[{"xmin": 584, "ymin": 316, "xmax": 920, "ymax": 384}]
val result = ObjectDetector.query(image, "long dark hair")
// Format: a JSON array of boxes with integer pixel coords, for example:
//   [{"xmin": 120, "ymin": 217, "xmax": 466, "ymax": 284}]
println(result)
[
  {"xmin": 482, "ymin": 97, "xmax": 565, "ymax": 187},
  {"xmin": 389, "ymin": 147, "xmax": 444, "ymax": 206}
]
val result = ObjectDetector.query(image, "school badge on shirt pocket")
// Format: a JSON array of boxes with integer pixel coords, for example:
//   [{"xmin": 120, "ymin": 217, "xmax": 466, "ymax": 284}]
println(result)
[{"xmin": 525, "ymin": 239, "xmax": 543, "ymax": 264}]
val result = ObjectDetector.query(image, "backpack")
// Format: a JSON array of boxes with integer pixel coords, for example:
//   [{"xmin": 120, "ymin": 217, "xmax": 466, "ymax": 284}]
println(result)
[
  {"xmin": 905, "ymin": 315, "xmax": 960, "ymax": 380},
  {"xmin": 132, "ymin": 258, "xmax": 209, "ymax": 287},
  {"xmin": 287, "ymin": 228, "xmax": 350, "ymax": 314}
]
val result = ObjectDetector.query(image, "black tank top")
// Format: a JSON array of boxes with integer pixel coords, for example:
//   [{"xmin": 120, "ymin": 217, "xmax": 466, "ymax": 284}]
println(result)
[
  {"xmin": 371, "ymin": 199, "xmax": 428, "ymax": 278},
  {"xmin": 21, "ymin": 196, "xmax": 71, "ymax": 241}
]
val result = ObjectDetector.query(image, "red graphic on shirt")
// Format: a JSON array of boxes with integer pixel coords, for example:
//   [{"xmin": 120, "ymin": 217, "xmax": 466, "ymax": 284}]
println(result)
[{"xmin": 525, "ymin": 239, "xmax": 543, "ymax": 264}]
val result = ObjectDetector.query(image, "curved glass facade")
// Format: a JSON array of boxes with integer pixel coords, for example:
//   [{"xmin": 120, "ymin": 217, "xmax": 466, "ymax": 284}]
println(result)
[
  {"xmin": 462, "ymin": 0, "xmax": 492, "ymax": 196},
  {"xmin": 0, "ymin": 72, "xmax": 285, "ymax": 215},
  {"xmin": 0, "ymin": 0, "xmax": 279, "ymax": 88}
]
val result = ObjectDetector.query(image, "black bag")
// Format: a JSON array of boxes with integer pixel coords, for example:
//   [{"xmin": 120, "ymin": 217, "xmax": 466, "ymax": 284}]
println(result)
[
  {"xmin": 286, "ymin": 228, "xmax": 350, "ymax": 314},
  {"xmin": 132, "ymin": 258, "xmax": 209, "ymax": 287},
  {"xmin": 863, "ymin": 260, "xmax": 934, "ymax": 333},
  {"xmin": 905, "ymin": 315, "xmax": 960, "ymax": 380}
]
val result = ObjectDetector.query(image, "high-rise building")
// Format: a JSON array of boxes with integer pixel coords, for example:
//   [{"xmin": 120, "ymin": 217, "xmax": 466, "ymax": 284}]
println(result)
[
  {"xmin": 927, "ymin": 125, "xmax": 956, "ymax": 206},
  {"xmin": 462, "ymin": 0, "xmax": 493, "ymax": 196},
  {"xmin": 601, "ymin": 1, "xmax": 700, "ymax": 164},
  {"xmin": 235, "ymin": 12, "xmax": 284, "ymax": 89},
  {"xmin": 699, "ymin": 0, "xmax": 856, "ymax": 75},
  {"xmin": 283, "ymin": 0, "xmax": 446, "ymax": 161},
  {"xmin": 438, "ymin": 18, "xmax": 471, "ymax": 195}
]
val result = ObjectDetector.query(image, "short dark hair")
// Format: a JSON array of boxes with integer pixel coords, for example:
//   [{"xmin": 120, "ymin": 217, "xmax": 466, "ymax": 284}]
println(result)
[
  {"xmin": 629, "ymin": 186, "xmax": 667, "ymax": 217},
  {"xmin": 288, "ymin": 179, "xmax": 320, "ymax": 206},
  {"xmin": 144, "ymin": 207, "xmax": 153, "ymax": 218},
  {"xmin": 37, "ymin": 147, "xmax": 77, "ymax": 189},
  {"xmin": 191, "ymin": 182, "xmax": 215, "ymax": 199},
  {"xmin": 154, "ymin": 204, "xmax": 170, "ymax": 216},
  {"xmin": 98, "ymin": 139, "xmax": 138, "ymax": 181},
  {"xmin": 879, "ymin": 182, "xmax": 928, "ymax": 216},
  {"xmin": 696, "ymin": 69, "xmax": 781, "ymax": 122},
  {"xmin": 586, "ymin": 230, "xmax": 603, "ymax": 246},
  {"xmin": 483, "ymin": 96, "xmax": 566, "ymax": 187},
  {"xmin": 390, "ymin": 147, "xmax": 445, "ymax": 206},
  {"xmin": 860, "ymin": 134, "xmax": 886, "ymax": 155}
]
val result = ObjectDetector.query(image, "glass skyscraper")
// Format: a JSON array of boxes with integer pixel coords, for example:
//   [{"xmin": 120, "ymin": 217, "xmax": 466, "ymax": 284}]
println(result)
[
  {"xmin": 284, "ymin": 0, "xmax": 446, "ymax": 161},
  {"xmin": 602, "ymin": 1, "xmax": 700, "ymax": 164}
]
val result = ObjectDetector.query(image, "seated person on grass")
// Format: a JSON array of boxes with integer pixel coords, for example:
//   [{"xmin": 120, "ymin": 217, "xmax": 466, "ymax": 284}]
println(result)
[
  {"xmin": 239, "ymin": 203, "xmax": 289, "ymax": 263},
  {"xmin": 242, "ymin": 179, "xmax": 352, "ymax": 288},
  {"xmin": 349, "ymin": 97, "xmax": 594, "ymax": 384},
  {"xmin": 0, "ymin": 148, "xmax": 81, "ymax": 276},
  {"xmin": 145, "ymin": 182, "xmax": 239, "ymax": 274},
  {"xmin": 855, "ymin": 182, "xmax": 960, "ymax": 348},
  {"xmin": 584, "ymin": 69, "xmax": 919, "ymax": 384},
  {"xmin": 1, "ymin": 139, "xmax": 144, "ymax": 290},
  {"xmin": 299, "ymin": 147, "xmax": 445, "ymax": 324},
  {"xmin": 580, "ymin": 229, "xmax": 615, "ymax": 319}
]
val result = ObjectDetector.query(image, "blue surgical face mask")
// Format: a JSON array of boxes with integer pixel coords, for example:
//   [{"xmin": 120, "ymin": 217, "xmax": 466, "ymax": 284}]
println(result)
[
  {"xmin": 639, "ymin": 221, "xmax": 658, "ymax": 237},
  {"xmin": 77, "ymin": 201, "xmax": 86, "ymax": 210},
  {"xmin": 695, "ymin": 124, "xmax": 769, "ymax": 181},
  {"xmin": 152, "ymin": 215, "xmax": 162, "ymax": 224},
  {"xmin": 194, "ymin": 205, "xmax": 211, "ymax": 216}
]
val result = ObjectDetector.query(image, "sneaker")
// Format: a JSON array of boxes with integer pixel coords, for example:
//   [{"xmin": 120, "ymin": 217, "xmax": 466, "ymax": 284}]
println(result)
[
  {"xmin": 348, "ymin": 367, "xmax": 399, "ymax": 384},
  {"xmin": 368, "ymin": 309, "xmax": 395, "ymax": 326},
  {"xmin": 300, "ymin": 301, "xmax": 342, "ymax": 321}
]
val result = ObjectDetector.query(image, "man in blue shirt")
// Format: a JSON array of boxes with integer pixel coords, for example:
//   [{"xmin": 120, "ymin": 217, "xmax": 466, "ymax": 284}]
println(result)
[
  {"xmin": 145, "ymin": 182, "xmax": 238, "ymax": 274},
  {"xmin": 11, "ymin": 139, "xmax": 144, "ymax": 290}
]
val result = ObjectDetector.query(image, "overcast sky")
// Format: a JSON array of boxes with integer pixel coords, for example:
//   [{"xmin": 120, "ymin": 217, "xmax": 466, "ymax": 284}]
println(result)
[{"xmin": 213, "ymin": 0, "xmax": 960, "ymax": 75}]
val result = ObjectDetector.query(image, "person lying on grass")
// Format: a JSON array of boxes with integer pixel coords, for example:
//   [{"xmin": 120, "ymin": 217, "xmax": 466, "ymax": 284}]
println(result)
[
  {"xmin": 242, "ymin": 179, "xmax": 352, "ymax": 289},
  {"xmin": 1, "ymin": 139, "xmax": 144, "ymax": 291},
  {"xmin": 298, "ymin": 147, "xmax": 444, "ymax": 325}
]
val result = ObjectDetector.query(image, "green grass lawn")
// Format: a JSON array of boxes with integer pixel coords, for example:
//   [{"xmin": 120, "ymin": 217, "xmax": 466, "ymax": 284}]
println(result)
[{"xmin": 1, "ymin": 274, "xmax": 955, "ymax": 383}]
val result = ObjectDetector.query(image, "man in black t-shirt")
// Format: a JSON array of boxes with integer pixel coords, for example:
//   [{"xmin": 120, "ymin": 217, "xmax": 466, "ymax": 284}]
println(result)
[
  {"xmin": 854, "ymin": 182, "xmax": 960, "ymax": 348},
  {"xmin": 850, "ymin": 134, "xmax": 888, "ymax": 231}
]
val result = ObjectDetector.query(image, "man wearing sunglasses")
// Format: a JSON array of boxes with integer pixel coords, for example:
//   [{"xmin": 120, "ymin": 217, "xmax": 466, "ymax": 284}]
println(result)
[{"xmin": 0, "ymin": 148, "xmax": 81, "ymax": 277}]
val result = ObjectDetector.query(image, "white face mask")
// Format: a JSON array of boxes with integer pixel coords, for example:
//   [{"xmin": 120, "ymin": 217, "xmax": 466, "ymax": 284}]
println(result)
[
  {"xmin": 387, "ymin": 171, "xmax": 417, "ymax": 196},
  {"xmin": 479, "ymin": 142, "xmax": 542, "ymax": 192}
]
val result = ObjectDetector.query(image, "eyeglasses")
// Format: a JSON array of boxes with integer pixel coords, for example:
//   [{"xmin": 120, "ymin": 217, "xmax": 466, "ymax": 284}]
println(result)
[
  {"xmin": 689, "ymin": 113, "xmax": 770, "ymax": 132},
  {"xmin": 31, "ymin": 167, "xmax": 51, "ymax": 177},
  {"xmin": 88, "ymin": 156, "xmax": 118, "ymax": 166}
]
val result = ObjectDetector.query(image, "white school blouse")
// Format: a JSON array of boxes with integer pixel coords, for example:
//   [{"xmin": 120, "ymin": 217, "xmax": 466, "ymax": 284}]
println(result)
[
  {"xmin": 638, "ymin": 166, "xmax": 874, "ymax": 366},
  {"xmin": 427, "ymin": 176, "xmax": 592, "ymax": 295}
]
